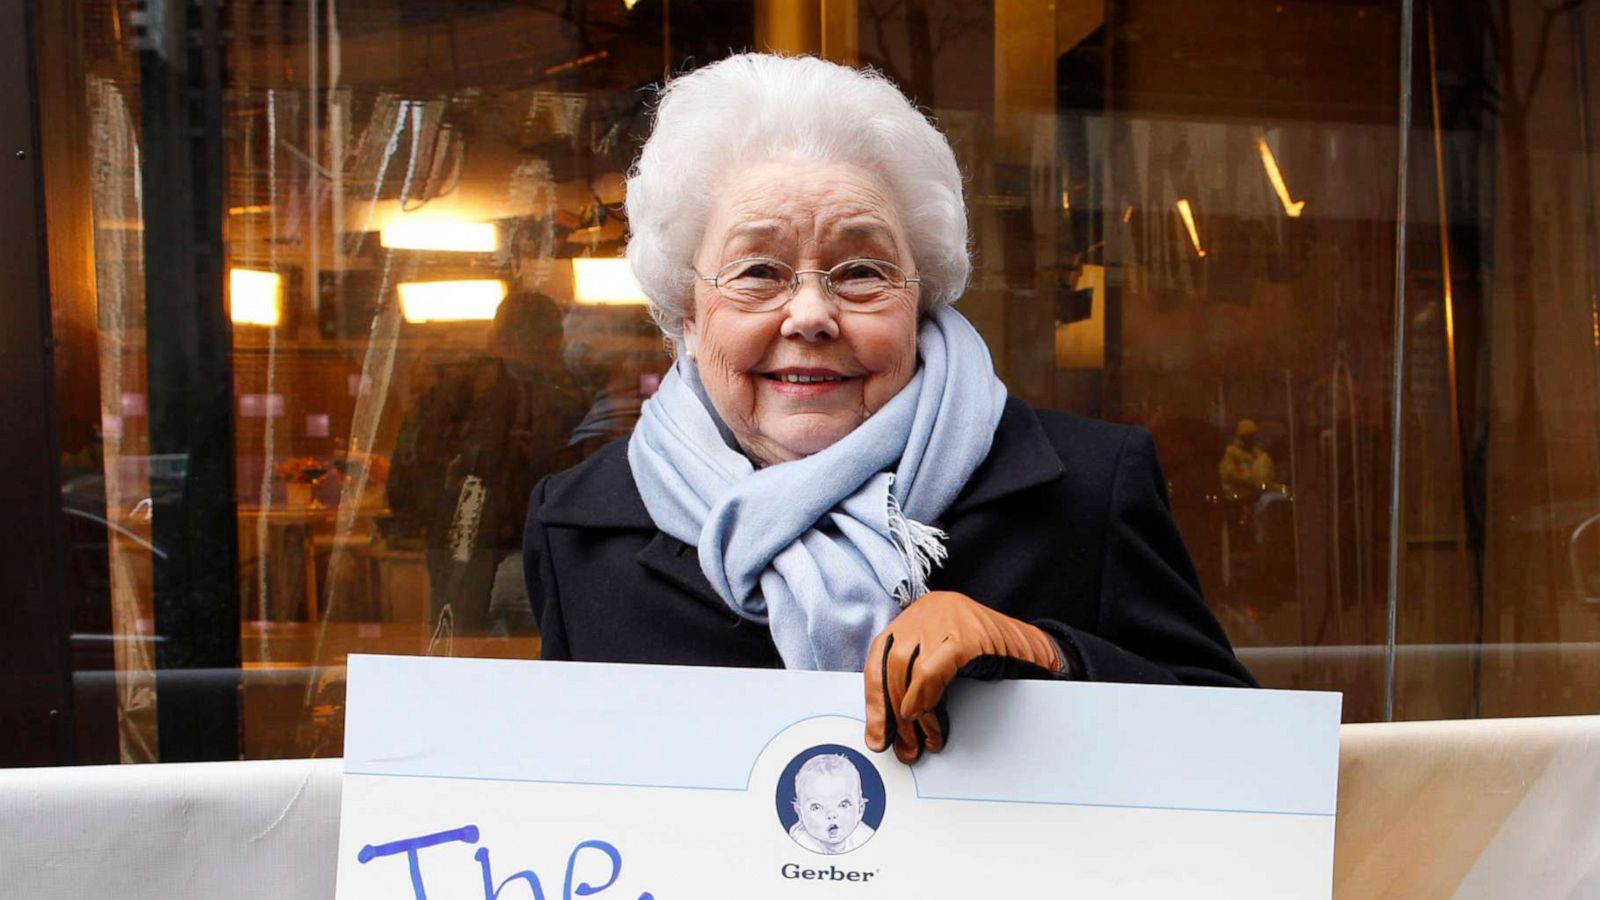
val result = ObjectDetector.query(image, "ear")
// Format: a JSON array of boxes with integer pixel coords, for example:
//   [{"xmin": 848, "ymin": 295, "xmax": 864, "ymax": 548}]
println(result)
[{"xmin": 680, "ymin": 317, "xmax": 700, "ymax": 358}]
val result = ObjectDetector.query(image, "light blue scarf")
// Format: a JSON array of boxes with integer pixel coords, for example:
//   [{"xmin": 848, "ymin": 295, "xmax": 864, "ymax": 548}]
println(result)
[{"xmin": 628, "ymin": 306, "xmax": 1008, "ymax": 671}]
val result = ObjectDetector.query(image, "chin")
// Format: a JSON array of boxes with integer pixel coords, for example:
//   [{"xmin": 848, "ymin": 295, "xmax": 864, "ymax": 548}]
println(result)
[
  {"xmin": 766, "ymin": 417, "xmax": 857, "ymax": 459},
  {"xmin": 775, "ymin": 436, "xmax": 844, "ymax": 459}
]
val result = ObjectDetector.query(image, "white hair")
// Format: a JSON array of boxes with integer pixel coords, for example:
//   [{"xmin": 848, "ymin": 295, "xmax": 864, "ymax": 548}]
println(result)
[{"xmin": 625, "ymin": 53, "xmax": 970, "ymax": 341}]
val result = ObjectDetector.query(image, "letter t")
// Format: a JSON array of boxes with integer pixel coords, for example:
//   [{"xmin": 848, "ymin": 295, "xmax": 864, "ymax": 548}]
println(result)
[{"xmin": 357, "ymin": 824, "xmax": 482, "ymax": 900}]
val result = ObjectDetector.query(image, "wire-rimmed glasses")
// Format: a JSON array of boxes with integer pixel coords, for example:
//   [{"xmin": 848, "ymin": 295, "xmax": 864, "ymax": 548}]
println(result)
[{"xmin": 693, "ymin": 257, "xmax": 921, "ymax": 313}]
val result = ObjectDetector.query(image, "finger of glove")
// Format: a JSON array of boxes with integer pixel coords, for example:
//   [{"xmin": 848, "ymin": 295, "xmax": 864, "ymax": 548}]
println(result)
[
  {"xmin": 900, "ymin": 639, "xmax": 968, "ymax": 720},
  {"xmin": 959, "ymin": 652, "xmax": 1048, "ymax": 682},
  {"xmin": 895, "ymin": 715, "xmax": 924, "ymax": 764},
  {"xmin": 918, "ymin": 706, "xmax": 947, "ymax": 754},
  {"xmin": 955, "ymin": 652, "xmax": 1009, "ymax": 681},
  {"xmin": 887, "ymin": 640, "xmax": 923, "ymax": 763},
  {"xmin": 862, "ymin": 631, "xmax": 896, "ymax": 754}
]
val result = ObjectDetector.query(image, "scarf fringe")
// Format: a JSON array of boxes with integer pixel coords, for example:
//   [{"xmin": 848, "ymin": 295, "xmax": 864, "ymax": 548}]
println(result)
[{"xmin": 886, "ymin": 488, "xmax": 949, "ymax": 608}]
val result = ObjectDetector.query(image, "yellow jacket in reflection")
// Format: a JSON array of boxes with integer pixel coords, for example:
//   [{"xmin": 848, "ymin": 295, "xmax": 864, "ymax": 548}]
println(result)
[{"xmin": 1218, "ymin": 420, "xmax": 1275, "ymax": 497}]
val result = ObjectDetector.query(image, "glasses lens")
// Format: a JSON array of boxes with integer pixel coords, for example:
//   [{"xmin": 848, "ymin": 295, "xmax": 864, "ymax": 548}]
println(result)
[
  {"xmin": 830, "ymin": 259, "xmax": 903, "ymax": 302},
  {"xmin": 716, "ymin": 259, "xmax": 791, "ymax": 307}
]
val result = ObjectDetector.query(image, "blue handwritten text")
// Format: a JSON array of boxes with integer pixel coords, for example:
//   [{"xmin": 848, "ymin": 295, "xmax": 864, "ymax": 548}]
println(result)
[{"xmin": 357, "ymin": 825, "xmax": 655, "ymax": 900}]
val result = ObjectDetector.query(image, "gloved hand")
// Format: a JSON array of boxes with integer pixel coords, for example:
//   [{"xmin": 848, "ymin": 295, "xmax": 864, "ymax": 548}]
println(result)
[{"xmin": 863, "ymin": 590, "xmax": 1062, "ymax": 764}]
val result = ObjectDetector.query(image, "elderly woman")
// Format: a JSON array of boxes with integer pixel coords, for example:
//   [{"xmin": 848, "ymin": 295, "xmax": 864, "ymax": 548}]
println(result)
[{"xmin": 524, "ymin": 53, "xmax": 1254, "ymax": 764}]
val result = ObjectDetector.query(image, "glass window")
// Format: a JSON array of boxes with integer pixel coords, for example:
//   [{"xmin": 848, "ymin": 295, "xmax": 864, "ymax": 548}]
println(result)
[
  {"xmin": 1396, "ymin": 1, "xmax": 1600, "ymax": 719},
  {"xmin": 25, "ymin": 0, "xmax": 1600, "ymax": 763}
]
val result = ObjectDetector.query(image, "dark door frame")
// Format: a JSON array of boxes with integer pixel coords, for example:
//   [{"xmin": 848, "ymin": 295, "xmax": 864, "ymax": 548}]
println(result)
[
  {"xmin": 1, "ymin": 0, "xmax": 245, "ymax": 766},
  {"xmin": 137, "ymin": 0, "xmax": 242, "ymax": 762},
  {"xmin": 0, "ymin": 0, "xmax": 74, "ymax": 767}
]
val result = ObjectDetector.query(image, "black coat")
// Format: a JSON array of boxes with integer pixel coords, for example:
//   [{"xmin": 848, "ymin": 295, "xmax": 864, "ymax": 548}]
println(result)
[{"xmin": 524, "ymin": 397, "xmax": 1256, "ymax": 688}]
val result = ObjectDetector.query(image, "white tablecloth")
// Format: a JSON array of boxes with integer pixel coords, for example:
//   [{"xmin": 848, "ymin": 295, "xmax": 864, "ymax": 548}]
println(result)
[
  {"xmin": 0, "ymin": 757, "xmax": 341, "ymax": 899},
  {"xmin": 4, "ymin": 716, "xmax": 1600, "ymax": 898}
]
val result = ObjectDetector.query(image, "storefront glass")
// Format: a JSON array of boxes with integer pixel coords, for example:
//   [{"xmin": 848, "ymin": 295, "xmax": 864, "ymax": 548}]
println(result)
[{"xmin": 24, "ymin": 0, "xmax": 1600, "ymax": 762}]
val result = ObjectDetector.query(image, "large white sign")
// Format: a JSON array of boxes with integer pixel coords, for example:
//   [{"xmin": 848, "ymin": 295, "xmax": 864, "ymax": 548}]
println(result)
[{"xmin": 335, "ymin": 655, "xmax": 1340, "ymax": 899}]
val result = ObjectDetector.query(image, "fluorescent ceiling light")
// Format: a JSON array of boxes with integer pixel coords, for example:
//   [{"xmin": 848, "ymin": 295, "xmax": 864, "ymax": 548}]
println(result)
[
  {"xmin": 230, "ymin": 268, "xmax": 283, "ymax": 326},
  {"xmin": 397, "ymin": 279, "xmax": 508, "ymax": 323},
  {"xmin": 1256, "ymin": 137, "xmax": 1306, "ymax": 218},
  {"xmin": 572, "ymin": 258, "xmax": 649, "ymax": 306},
  {"xmin": 1175, "ymin": 199, "xmax": 1206, "ymax": 259},
  {"xmin": 380, "ymin": 219, "xmax": 500, "ymax": 253}
]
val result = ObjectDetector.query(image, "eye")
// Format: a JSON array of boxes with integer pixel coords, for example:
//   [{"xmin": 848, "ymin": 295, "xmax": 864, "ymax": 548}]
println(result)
[
  {"xmin": 808, "ymin": 802, "xmax": 822, "ymax": 811},
  {"xmin": 725, "ymin": 260, "xmax": 787, "ymax": 284},
  {"xmin": 840, "ymin": 799, "xmax": 853, "ymax": 808},
  {"xmin": 834, "ymin": 260, "xmax": 891, "ymax": 283}
]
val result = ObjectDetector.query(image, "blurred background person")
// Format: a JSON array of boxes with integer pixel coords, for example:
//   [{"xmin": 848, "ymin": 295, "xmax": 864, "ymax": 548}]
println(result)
[
  {"xmin": 1218, "ymin": 418, "xmax": 1276, "ymax": 500},
  {"xmin": 389, "ymin": 291, "xmax": 588, "ymax": 644},
  {"xmin": 562, "ymin": 306, "xmax": 666, "ymax": 459}
]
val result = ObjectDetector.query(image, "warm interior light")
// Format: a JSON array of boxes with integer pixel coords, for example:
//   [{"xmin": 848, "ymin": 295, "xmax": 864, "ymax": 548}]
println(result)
[
  {"xmin": 623, "ymin": 0, "xmax": 640, "ymax": 9},
  {"xmin": 1055, "ymin": 263, "xmax": 1105, "ymax": 370},
  {"xmin": 230, "ymin": 268, "xmax": 283, "ymax": 326},
  {"xmin": 397, "ymin": 279, "xmax": 508, "ymax": 323},
  {"xmin": 380, "ymin": 219, "xmax": 500, "ymax": 253},
  {"xmin": 1175, "ymin": 199, "xmax": 1206, "ymax": 259},
  {"xmin": 1256, "ymin": 136, "xmax": 1306, "ymax": 218},
  {"xmin": 572, "ymin": 257, "xmax": 649, "ymax": 306}
]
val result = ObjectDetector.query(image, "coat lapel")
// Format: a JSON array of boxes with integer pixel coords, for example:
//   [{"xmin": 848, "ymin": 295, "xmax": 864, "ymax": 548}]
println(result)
[
  {"xmin": 536, "ymin": 440, "xmax": 732, "ymax": 617},
  {"xmin": 941, "ymin": 396, "xmax": 1066, "ymax": 520},
  {"xmin": 634, "ymin": 531, "xmax": 730, "ymax": 615}
]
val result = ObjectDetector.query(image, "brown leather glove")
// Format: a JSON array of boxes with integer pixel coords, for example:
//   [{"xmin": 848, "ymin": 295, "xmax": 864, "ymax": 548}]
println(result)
[{"xmin": 863, "ymin": 590, "xmax": 1062, "ymax": 764}]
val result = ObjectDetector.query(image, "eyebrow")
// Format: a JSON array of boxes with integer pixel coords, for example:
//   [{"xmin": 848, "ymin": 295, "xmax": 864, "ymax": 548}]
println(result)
[
  {"xmin": 832, "ymin": 219, "xmax": 895, "ymax": 241},
  {"xmin": 720, "ymin": 221, "xmax": 788, "ymax": 251},
  {"xmin": 718, "ymin": 217, "xmax": 900, "ymax": 264},
  {"xmin": 825, "ymin": 219, "xmax": 900, "ymax": 257}
]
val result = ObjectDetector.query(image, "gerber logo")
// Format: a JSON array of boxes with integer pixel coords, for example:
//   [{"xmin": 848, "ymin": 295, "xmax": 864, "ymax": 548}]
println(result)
[
  {"xmin": 774, "ymin": 744, "xmax": 887, "ymax": 856},
  {"xmin": 780, "ymin": 863, "xmax": 881, "ymax": 883}
]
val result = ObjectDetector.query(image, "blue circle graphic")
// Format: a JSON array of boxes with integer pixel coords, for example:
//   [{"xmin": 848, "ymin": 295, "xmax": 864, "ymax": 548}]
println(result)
[{"xmin": 774, "ymin": 744, "xmax": 886, "ymax": 854}]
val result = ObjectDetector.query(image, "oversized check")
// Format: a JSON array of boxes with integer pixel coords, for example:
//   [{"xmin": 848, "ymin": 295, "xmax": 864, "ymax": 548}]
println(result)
[{"xmin": 335, "ymin": 654, "xmax": 1340, "ymax": 899}]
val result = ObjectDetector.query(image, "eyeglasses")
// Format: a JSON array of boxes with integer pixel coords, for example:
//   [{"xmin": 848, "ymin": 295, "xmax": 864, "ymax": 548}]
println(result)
[{"xmin": 693, "ymin": 257, "xmax": 920, "ymax": 313}]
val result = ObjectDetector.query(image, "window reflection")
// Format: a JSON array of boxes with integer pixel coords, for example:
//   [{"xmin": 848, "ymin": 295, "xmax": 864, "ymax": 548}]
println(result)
[
  {"xmin": 386, "ymin": 291, "xmax": 587, "ymax": 642},
  {"xmin": 33, "ymin": 0, "xmax": 1600, "ymax": 762}
]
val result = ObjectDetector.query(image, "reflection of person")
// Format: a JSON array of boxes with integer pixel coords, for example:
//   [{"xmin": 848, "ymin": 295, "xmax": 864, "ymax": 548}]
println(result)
[
  {"xmin": 788, "ymin": 754, "xmax": 875, "ymax": 854},
  {"xmin": 561, "ymin": 308, "xmax": 663, "ymax": 458},
  {"xmin": 1218, "ymin": 419, "xmax": 1275, "ymax": 498},
  {"xmin": 524, "ymin": 53, "xmax": 1254, "ymax": 766},
  {"xmin": 389, "ymin": 292, "xmax": 587, "ymax": 637}
]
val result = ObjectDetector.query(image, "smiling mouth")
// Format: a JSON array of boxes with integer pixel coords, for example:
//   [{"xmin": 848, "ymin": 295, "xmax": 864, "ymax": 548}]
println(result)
[{"xmin": 767, "ymin": 373, "xmax": 848, "ymax": 384}]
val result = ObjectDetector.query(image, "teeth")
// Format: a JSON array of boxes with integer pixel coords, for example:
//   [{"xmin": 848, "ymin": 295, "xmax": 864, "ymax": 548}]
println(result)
[{"xmin": 777, "ymin": 373, "xmax": 843, "ymax": 384}]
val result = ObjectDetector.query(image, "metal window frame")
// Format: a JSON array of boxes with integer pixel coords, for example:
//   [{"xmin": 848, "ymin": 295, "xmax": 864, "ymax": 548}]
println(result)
[
  {"xmin": 0, "ymin": 0, "xmax": 74, "ymax": 766},
  {"xmin": 137, "ymin": 0, "xmax": 242, "ymax": 762}
]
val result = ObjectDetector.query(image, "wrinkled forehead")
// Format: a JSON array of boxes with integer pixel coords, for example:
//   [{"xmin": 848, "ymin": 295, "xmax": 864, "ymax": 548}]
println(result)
[{"xmin": 699, "ymin": 160, "xmax": 909, "ymax": 264}]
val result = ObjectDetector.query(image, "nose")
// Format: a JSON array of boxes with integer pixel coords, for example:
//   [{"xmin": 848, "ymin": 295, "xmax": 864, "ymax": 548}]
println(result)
[{"xmin": 779, "ymin": 273, "xmax": 840, "ymax": 342}]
